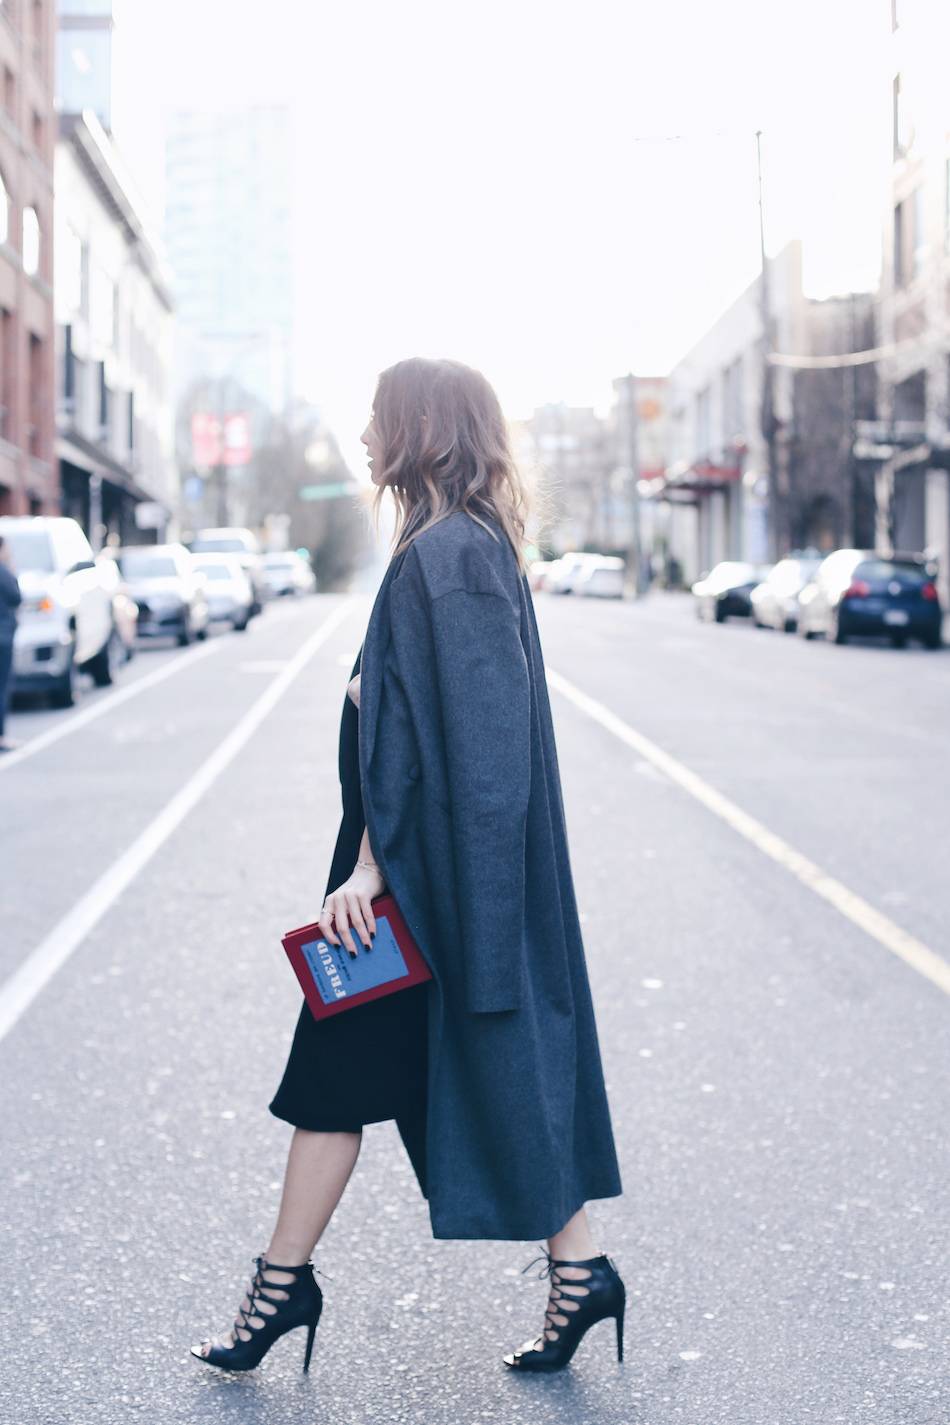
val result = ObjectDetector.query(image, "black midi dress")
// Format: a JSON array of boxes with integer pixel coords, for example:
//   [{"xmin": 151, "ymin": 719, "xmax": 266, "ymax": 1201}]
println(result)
[{"xmin": 268, "ymin": 639, "xmax": 431, "ymax": 1193}]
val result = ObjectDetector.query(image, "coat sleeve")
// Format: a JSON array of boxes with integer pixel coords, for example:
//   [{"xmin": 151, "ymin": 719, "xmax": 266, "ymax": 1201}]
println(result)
[{"xmin": 395, "ymin": 545, "xmax": 532, "ymax": 1014}]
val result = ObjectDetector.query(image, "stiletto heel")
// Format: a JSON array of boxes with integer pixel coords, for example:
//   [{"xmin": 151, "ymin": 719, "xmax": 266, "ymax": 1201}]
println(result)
[
  {"xmin": 303, "ymin": 1317, "xmax": 318, "ymax": 1372},
  {"xmin": 190, "ymin": 1255, "xmax": 323, "ymax": 1373},
  {"xmin": 503, "ymin": 1248, "xmax": 626, "ymax": 1372}
]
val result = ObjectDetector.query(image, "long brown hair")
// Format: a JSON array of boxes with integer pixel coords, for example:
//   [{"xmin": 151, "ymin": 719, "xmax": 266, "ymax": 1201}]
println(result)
[{"xmin": 369, "ymin": 357, "xmax": 533, "ymax": 574}]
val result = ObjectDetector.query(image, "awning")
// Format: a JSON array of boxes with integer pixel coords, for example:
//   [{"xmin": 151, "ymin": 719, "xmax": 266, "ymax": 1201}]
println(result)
[{"xmin": 56, "ymin": 432, "xmax": 163, "ymax": 505}]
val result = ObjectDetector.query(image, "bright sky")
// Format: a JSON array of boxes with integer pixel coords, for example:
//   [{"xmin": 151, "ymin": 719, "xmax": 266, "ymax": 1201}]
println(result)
[{"xmin": 113, "ymin": 0, "xmax": 892, "ymax": 475}]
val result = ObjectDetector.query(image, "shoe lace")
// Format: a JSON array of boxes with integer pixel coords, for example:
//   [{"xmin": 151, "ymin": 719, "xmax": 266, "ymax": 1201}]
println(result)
[{"xmin": 519, "ymin": 1245, "xmax": 590, "ymax": 1347}]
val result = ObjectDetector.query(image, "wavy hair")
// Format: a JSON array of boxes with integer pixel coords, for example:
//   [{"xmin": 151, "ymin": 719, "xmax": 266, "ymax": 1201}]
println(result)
[{"xmin": 368, "ymin": 357, "xmax": 534, "ymax": 574}]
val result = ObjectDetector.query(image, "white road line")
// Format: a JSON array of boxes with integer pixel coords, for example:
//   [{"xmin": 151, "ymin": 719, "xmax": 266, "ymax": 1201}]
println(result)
[
  {"xmin": 0, "ymin": 600, "xmax": 354, "ymax": 1046},
  {"xmin": 0, "ymin": 638, "xmax": 223, "ymax": 774},
  {"xmin": 547, "ymin": 667, "xmax": 950, "ymax": 999}
]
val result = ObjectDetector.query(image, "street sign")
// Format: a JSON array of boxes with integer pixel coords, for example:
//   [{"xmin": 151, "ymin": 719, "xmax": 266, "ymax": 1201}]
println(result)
[
  {"xmin": 853, "ymin": 440, "xmax": 896, "ymax": 460},
  {"xmin": 298, "ymin": 482, "xmax": 353, "ymax": 501}
]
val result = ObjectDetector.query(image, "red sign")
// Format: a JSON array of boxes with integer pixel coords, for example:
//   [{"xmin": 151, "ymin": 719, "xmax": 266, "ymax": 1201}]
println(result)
[{"xmin": 191, "ymin": 412, "xmax": 252, "ymax": 468}]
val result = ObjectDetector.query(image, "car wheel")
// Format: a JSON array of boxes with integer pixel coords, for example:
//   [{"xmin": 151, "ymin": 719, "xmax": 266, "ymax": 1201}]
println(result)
[
  {"xmin": 89, "ymin": 628, "xmax": 123, "ymax": 687},
  {"xmin": 233, "ymin": 615, "xmax": 250, "ymax": 632},
  {"xmin": 783, "ymin": 618, "xmax": 797, "ymax": 634},
  {"xmin": 51, "ymin": 643, "xmax": 78, "ymax": 708},
  {"xmin": 922, "ymin": 631, "xmax": 943, "ymax": 650},
  {"xmin": 831, "ymin": 612, "xmax": 847, "ymax": 645},
  {"xmin": 889, "ymin": 633, "xmax": 907, "ymax": 649},
  {"xmin": 714, "ymin": 601, "xmax": 727, "ymax": 623},
  {"xmin": 196, "ymin": 624, "xmax": 209, "ymax": 641},
  {"xmin": 177, "ymin": 618, "xmax": 192, "ymax": 647}
]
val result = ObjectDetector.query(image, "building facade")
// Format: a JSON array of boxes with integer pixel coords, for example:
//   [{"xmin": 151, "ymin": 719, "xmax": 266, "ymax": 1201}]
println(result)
[
  {"xmin": 649, "ymin": 242, "xmax": 876, "ymax": 585},
  {"xmin": 0, "ymin": 0, "xmax": 57, "ymax": 517},
  {"xmin": 54, "ymin": 109, "xmax": 176, "ymax": 545},
  {"xmin": 876, "ymin": 0, "xmax": 950, "ymax": 605}
]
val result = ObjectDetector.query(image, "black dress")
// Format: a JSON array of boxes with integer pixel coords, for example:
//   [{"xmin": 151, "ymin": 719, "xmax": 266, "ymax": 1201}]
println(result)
[{"xmin": 268, "ymin": 640, "xmax": 431, "ymax": 1193}]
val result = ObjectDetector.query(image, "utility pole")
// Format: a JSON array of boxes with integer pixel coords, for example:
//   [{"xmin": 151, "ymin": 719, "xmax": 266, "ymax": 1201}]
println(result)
[
  {"xmin": 756, "ymin": 130, "xmax": 781, "ymax": 560},
  {"xmin": 619, "ymin": 373, "xmax": 644, "ymax": 597}
]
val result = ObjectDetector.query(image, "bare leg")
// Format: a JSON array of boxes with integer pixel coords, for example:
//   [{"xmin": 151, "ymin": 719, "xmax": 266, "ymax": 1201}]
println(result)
[
  {"xmin": 195, "ymin": 1127, "xmax": 361, "ymax": 1356},
  {"xmin": 548, "ymin": 1205, "xmax": 596, "ymax": 1262},
  {"xmin": 539, "ymin": 1205, "xmax": 597, "ymax": 1344},
  {"xmin": 267, "ymin": 1128, "xmax": 362, "ymax": 1264}
]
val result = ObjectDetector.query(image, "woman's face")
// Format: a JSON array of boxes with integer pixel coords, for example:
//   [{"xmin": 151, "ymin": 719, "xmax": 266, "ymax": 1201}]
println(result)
[{"xmin": 361, "ymin": 415, "xmax": 383, "ymax": 484}]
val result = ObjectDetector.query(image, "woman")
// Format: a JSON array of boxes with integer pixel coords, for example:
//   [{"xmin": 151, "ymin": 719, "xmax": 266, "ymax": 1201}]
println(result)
[
  {"xmin": 0, "ymin": 535, "xmax": 22, "ymax": 754},
  {"xmin": 191, "ymin": 357, "xmax": 624, "ymax": 1375}
]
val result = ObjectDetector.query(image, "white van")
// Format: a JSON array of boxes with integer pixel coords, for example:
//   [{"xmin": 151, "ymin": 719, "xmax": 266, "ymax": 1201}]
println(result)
[{"xmin": 0, "ymin": 516, "xmax": 117, "ymax": 706}]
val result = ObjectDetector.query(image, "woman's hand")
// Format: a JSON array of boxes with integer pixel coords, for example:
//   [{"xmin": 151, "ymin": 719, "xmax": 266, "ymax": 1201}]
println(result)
[
  {"xmin": 316, "ymin": 862, "xmax": 385, "ymax": 957},
  {"xmin": 346, "ymin": 673, "xmax": 361, "ymax": 707}
]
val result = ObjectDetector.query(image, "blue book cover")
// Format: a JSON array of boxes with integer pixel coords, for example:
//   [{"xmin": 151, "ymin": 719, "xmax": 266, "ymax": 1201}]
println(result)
[{"xmin": 300, "ymin": 913, "xmax": 410, "ymax": 1006}]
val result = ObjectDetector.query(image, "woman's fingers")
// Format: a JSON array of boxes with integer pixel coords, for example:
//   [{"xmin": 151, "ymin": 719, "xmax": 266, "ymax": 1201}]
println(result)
[
  {"xmin": 346, "ymin": 892, "xmax": 373, "ymax": 951},
  {"xmin": 317, "ymin": 894, "xmax": 341, "ymax": 947}
]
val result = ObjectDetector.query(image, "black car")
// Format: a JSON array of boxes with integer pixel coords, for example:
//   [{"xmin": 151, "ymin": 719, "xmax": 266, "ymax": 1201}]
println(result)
[
  {"xmin": 797, "ymin": 550, "xmax": 943, "ymax": 649},
  {"xmin": 692, "ymin": 561, "xmax": 773, "ymax": 623}
]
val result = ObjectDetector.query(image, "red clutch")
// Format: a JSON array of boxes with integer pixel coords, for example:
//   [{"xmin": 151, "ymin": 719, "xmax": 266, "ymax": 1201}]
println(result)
[{"xmin": 281, "ymin": 892, "xmax": 432, "ymax": 1022}]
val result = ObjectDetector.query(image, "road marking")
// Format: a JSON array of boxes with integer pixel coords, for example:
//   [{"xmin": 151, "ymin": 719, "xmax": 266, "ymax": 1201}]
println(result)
[
  {"xmin": 547, "ymin": 667, "xmax": 950, "ymax": 999},
  {"xmin": 0, "ymin": 639, "xmax": 224, "ymax": 774},
  {"xmin": 0, "ymin": 600, "xmax": 354, "ymax": 1046}
]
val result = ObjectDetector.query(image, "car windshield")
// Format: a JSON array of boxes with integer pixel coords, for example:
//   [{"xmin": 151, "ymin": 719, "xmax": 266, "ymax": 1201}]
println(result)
[
  {"xmin": 196, "ymin": 564, "xmax": 232, "ymax": 581},
  {"xmin": 119, "ymin": 554, "xmax": 179, "ymax": 579},
  {"xmin": 192, "ymin": 538, "xmax": 246, "ymax": 554},
  {"xmin": 265, "ymin": 557, "xmax": 296, "ymax": 569},
  {"xmin": 1, "ymin": 529, "xmax": 54, "ymax": 572}
]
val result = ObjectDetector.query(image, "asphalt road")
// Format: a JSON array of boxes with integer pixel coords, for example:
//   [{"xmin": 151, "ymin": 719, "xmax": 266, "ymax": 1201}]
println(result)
[{"xmin": 1, "ymin": 586, "xmax": 947, "ymax": 1425}]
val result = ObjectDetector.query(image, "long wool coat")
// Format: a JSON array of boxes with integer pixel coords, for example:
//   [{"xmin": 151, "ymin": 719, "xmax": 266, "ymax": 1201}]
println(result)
[{"xmin": 342, "ymin": 509, "xmax": 622, "ymax": 1240}]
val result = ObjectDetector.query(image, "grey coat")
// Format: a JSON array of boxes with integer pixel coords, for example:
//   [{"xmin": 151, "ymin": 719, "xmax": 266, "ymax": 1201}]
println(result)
[{"xmin": 355, "ymin": 510, "xmax": 622, "ymax": 1240}]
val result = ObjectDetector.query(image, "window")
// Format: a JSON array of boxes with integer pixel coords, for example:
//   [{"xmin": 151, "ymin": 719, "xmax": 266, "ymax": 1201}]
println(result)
[
  {"xmin": 912, "ymin": 186, "xmax": 926, "ymax": 278},
  {"xmin": 31, "ymin": 108, "xmax": 42, "ymax": 151},
  {"xmin": 3, "ymin": 65, "xmax": 14, "ymax": 117},
  {"xmin": 0, "ymin": 171, "xmax": 8, "ymax": 245},
  {"xmin": 0, "ymin": 306, "xmax": 11, "ymax": 439},
  {"xmin": 28, "ymin": 333, "xmax": 42, "ymax": 456},
  {"xmin": 894, "ymin": 200, "xmax": 906, "ymax": 287},
  {"xmin": 56, "ymin": 223, "xmax": 83, "ymax": 313},
  {"xmin": 91, "ymin": 266, "xmax": 115, "ymax": 347},
  {"xmin": 22, "ymin": 205, "xmax": 40, "ymax": 275}
]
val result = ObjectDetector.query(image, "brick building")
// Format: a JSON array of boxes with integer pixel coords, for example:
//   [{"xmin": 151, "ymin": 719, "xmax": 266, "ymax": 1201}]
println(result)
[{"xmin": 0, "ymin": 0, "xmax": 57, "ymax": 517}]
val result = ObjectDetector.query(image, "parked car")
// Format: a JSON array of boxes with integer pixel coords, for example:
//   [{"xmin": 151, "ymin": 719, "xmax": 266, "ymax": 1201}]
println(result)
[
  {"xmin": 0, "ymin": 515, "xmax": 118, "ymax": 706},
  {"xmin": 95, "ymin": 554, "xmax": 138, "ymax": 663},
  {"xmin": 116, "ymin": 544, "xmax": 210, "ymax": 645},
  {"xmin": 692, "ymin": 561, "xmax": 772, "ymax": 622},
  {"xmin": 548, "ymin": 551, "xmax": 604, "ymax": 594},
  {"xmin": 191, "ymin": 553, "xmax": 255, "ymax": 630},
  {"xmin": 797, "ymin": 549, "xmax": 943, "ymax": 648},
  {"xmin": 528, "ymin": 559, "xmax": 557, "ymax": 591},
  {"xmin": 189, "ymin": 527, "xmax": 266, "ymax": 614},
  {"xmin": 261, "ymin": 550, "xmax": 316, "ymax": 597},
  {"xmin": 750, "ymin": 551, "xmax": 824, "ymax": 632},
  {"xmin": 574, "ymin": 556, "xmax": 626, "ymax": 599}
]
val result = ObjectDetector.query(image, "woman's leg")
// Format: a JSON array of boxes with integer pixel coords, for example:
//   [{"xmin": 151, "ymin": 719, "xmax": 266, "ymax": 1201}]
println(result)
[
  {"xmin": 538, "ymin": 1206, "xmax": 598, "ymax": 1343},
  {"xmin": 195, "ymin": 1127, "xmax": 361, "ymax": 1355},
  {"xmin": 267, "ymin": 1127, "xmax": 362, "ymax": 1263},
  {"xmin": 548, "ymin": 1205, "xmax": 596, "ymax": 1262}
]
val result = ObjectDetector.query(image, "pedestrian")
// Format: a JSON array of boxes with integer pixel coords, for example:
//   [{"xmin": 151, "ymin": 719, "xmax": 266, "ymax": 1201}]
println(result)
[
  {"xmin": 0, "ymin": 534, "xmax": 22, "ymax": 753},
  {"xmin": 191, "ymin": 357, "xmax": 625, "ymax": 1376}
]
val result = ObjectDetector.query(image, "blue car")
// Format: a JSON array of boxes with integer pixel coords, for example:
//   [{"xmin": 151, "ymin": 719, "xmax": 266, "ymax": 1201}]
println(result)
[{"xmin": 798, "ymin": 550, "xmax": 943, "ymax": 649}]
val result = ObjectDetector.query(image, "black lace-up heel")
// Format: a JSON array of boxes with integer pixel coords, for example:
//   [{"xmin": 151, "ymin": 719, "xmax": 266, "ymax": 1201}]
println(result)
[
  {"xmin": 190, "ymin": 1255, "xmax": 324, "ymax": 1373},
  {"xmin": 503, "ymin": 1247, "xmax": 626, "ymax": 1372}
]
